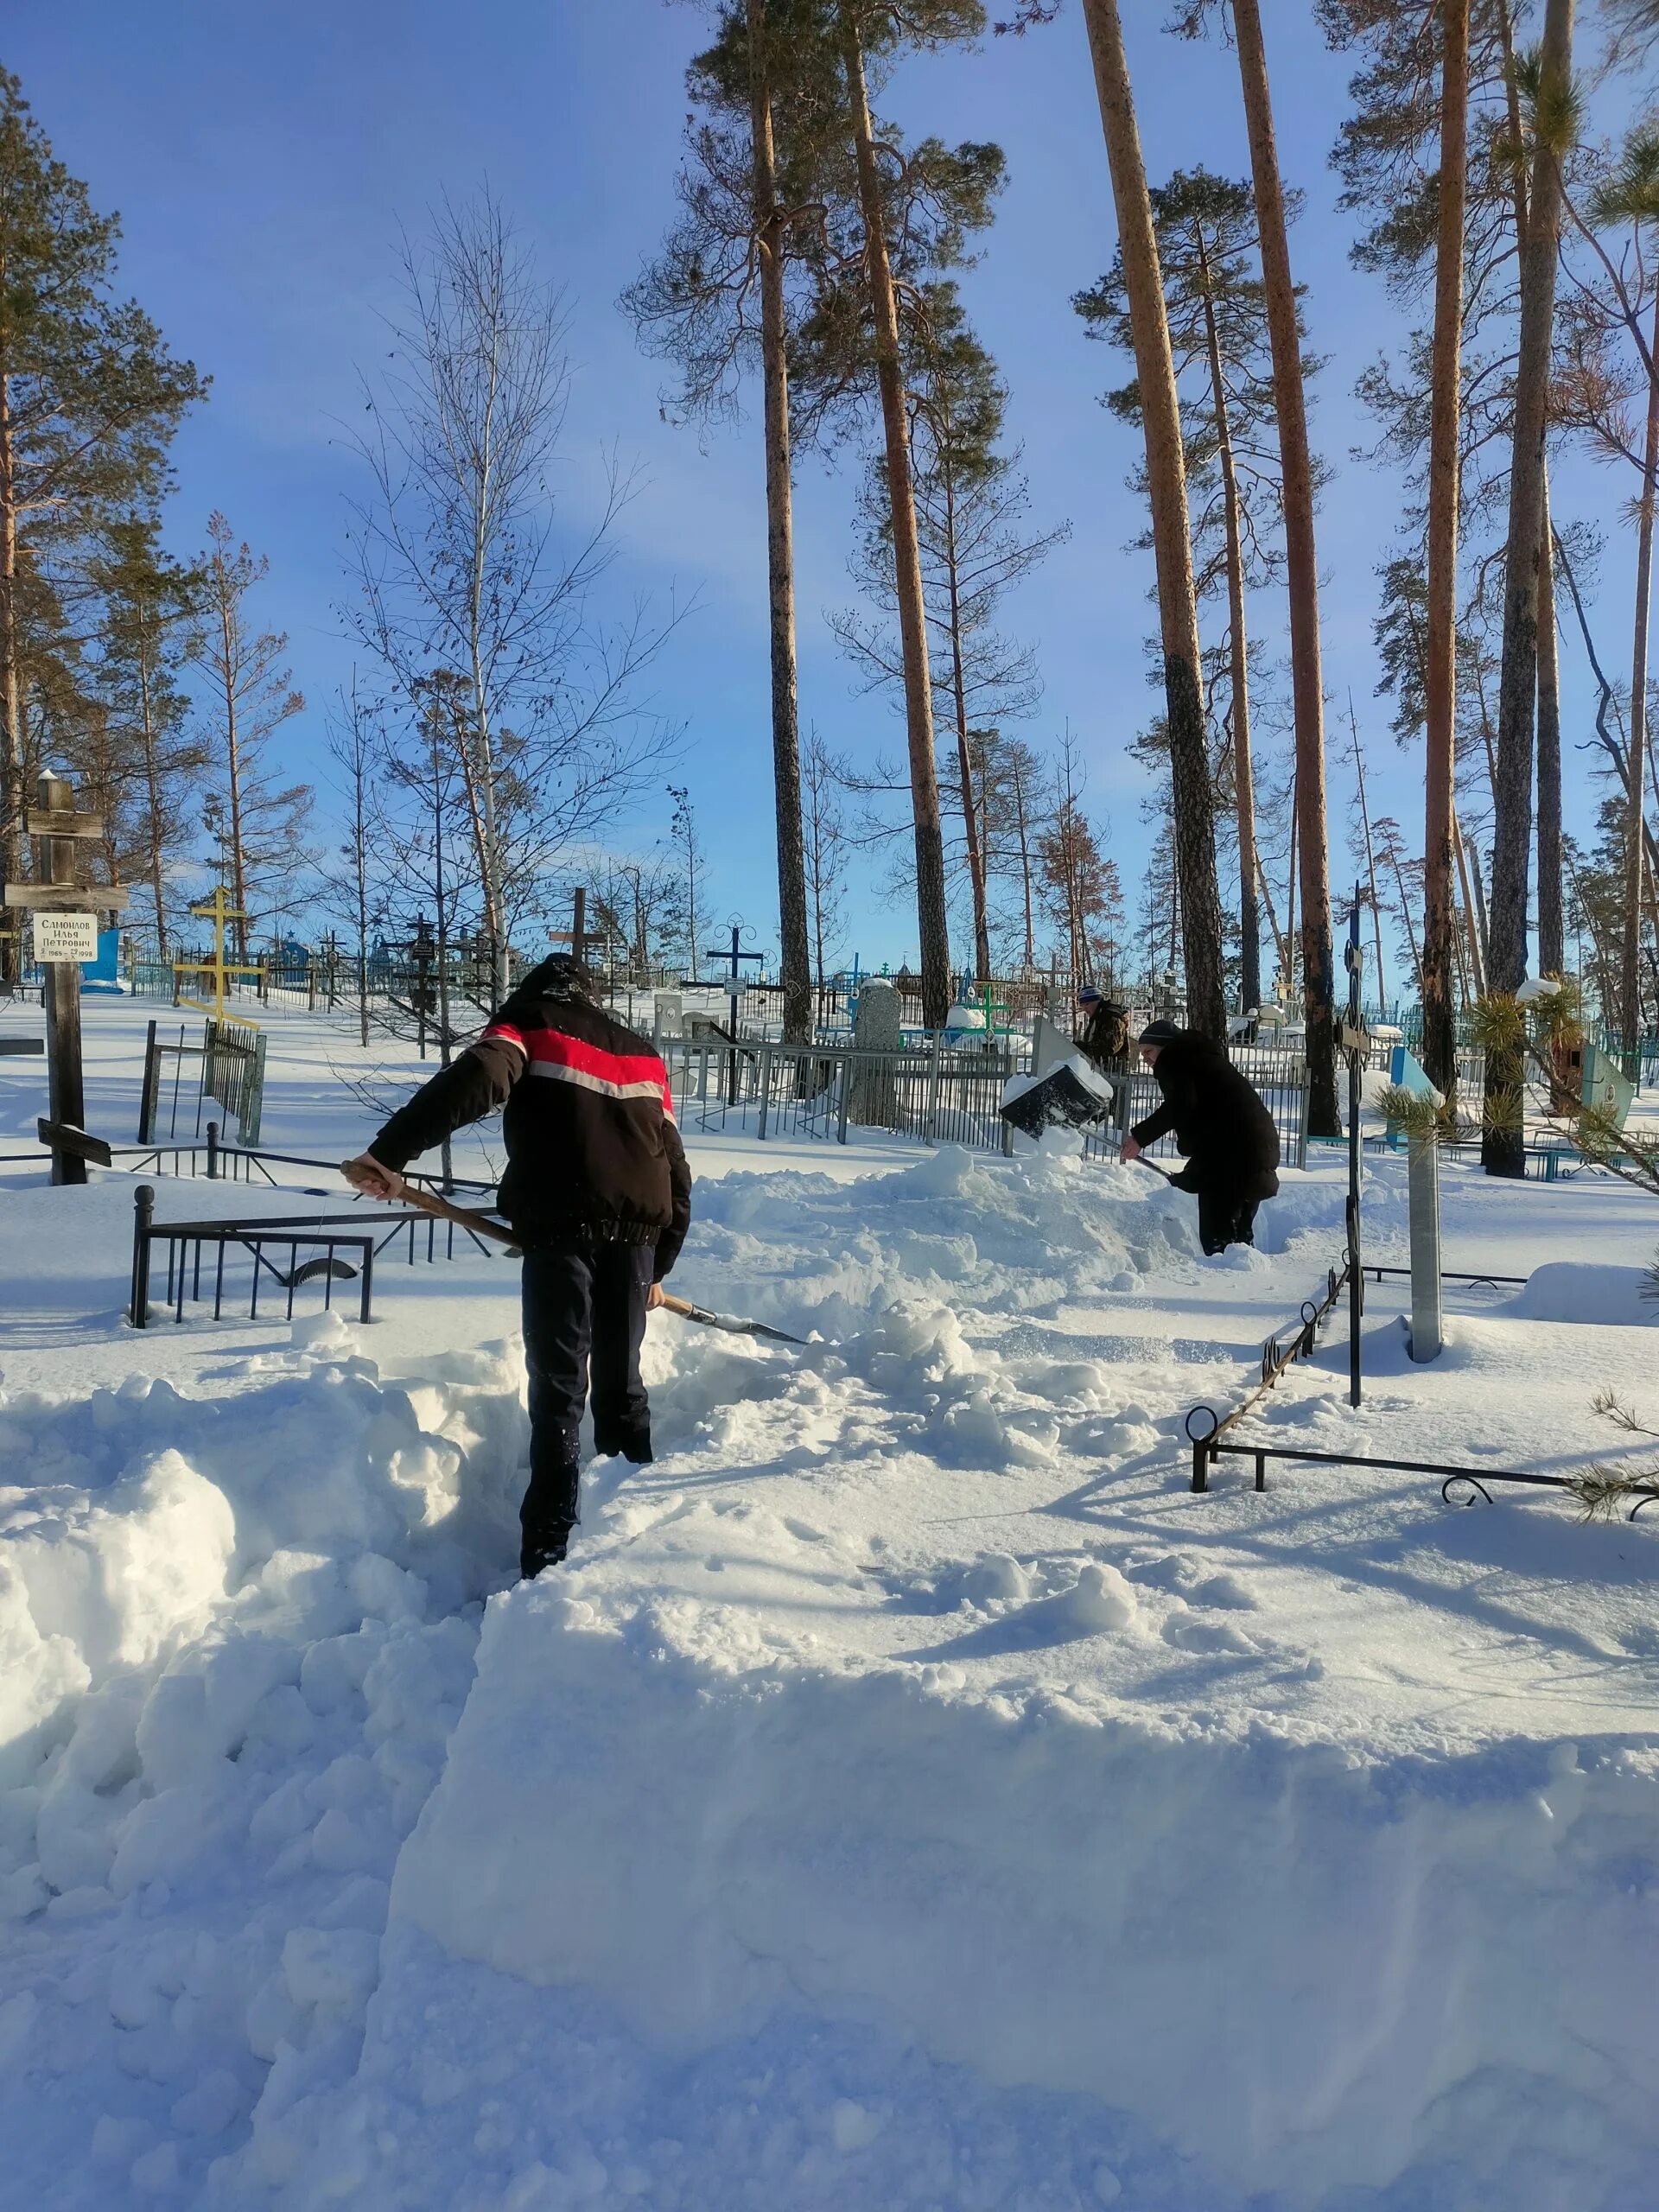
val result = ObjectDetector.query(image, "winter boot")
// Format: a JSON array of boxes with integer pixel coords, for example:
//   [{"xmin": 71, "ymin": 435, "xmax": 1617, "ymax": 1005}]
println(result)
[
  {"xmin": 594, "ymin": 1427, "xmax": 653, "ymax": 1465},
  {"xmin": 520, "ymin": 1523, "xmax": 573, "ymax": 1580}
]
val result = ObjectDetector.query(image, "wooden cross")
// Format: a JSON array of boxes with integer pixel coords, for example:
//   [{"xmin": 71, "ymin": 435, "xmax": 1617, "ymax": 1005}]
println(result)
[
  {"xmin": 175, "ymin": 885, "xmax": 261, "ymax": 1023},
  {"xmin": 549, "ymin": 888, "xmax": 590, "ymax": 963},
  {"xmin": 1, "ymin": 774, "xmax": 130, "ymax": 1184}
]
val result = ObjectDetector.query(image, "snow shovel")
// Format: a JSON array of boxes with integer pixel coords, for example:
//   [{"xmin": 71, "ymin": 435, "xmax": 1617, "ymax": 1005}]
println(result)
[
  {"xmin": 344, "ymin": 1166, "xmax": 810, "ymax": 1346},
  {"xmin": 656, "ymin": 1293, "xmax": 809, "ymax": 1346},
  {"xmin": 1127, "ymin": 1153, "xmax": 1174, "ymax": 1184}
]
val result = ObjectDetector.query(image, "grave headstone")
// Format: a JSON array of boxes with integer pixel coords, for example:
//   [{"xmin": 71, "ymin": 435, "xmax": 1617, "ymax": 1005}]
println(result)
[
  {"xmin": 1580, "ymin": 1042, "xmax": 1635, "ymax": 1139},
  {"xmin": 848, "ymin": 977, "xmax": 901, "ymax": 1128}
]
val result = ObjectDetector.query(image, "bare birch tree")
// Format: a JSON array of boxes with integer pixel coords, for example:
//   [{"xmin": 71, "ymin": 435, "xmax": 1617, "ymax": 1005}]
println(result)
[
  {"xmin": 194, "ymin": 513, "xmax": 310, "ymax": 963},
  {"xmin": 350, "ymin": 189, "xmax": 681, "ymax": 1003}
]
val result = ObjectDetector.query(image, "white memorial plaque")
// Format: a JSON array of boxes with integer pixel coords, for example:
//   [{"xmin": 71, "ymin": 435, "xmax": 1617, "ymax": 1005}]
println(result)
[{"xmin": 32, "ymin": 911, "xmax": 99, "ymax": 964}]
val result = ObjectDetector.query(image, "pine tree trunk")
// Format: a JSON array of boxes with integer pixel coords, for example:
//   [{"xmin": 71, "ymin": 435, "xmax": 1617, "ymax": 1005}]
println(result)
[
  {"xmin": 0, "ymin": 385, "xmax": 23, "ymax": 977},
  {"xmin": 1389, "ymin": 837, "xmax": 1424, "ymax": 998},
  {"xmin": 1535, "ymin": 473, "xmax": 1566, "ymax": 976},
  {"xmin": 1255, "ymin": 849, "xmax": 1287, "ymax": 982},
  {"xmin": 1469, "ymin": 827, "xmax": 1493, "ymax": 983},
  {"xmin": 1286, "ymin": 784, "xmax": 1298, "ymax": 999},
  {"xmin": 1484, "ymin": 0, "xmax": 1574, "ymax": 1174},
  {"xmin": 840, "ymin": 5, "xmax": 950, "ymax": 1031},
  {"xmin": 1453, "ymin": 811, "xmax": 1486, "ymax": 1001},
  {"xmin": 1422, "ymin": 0, "xmax": 1468, "ymax": 1101},
  {"xmin": 1080, "ymin": 0, "xmax": 1225, "ymax": 1038},
  {"xmin": 1197, "ymin": 237, "xmax": 1261, "ymax": 1017},
  {"xmin": 1228, "ymin": 0, "xmax": 1336, "ymax": 1127},
  {"xmin": 942, "ymin": 465, "xmax": 992, "ymax": 982},
  {"xmin": 1014, "ymin": 757, "xmax": 1035, "ymax": 969},
  {"xmin": 747, "ymin": 0, "xmax": 814, "ymax": 1047},
  {"xmin": 137, "ymin": 640, "xmax": 169, "ymax": 957},
  {"xmin": 1347, "ymin": 698, "xmax": 1388, "ymax": 1007},
  {"xmin": 1621, "ymin": 289, "xmax": 1659, "ymax": 1058}
]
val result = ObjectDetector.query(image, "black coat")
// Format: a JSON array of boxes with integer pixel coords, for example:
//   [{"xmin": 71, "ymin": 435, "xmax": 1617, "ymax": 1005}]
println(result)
[
  {"xmin": 371, "ymin": 993, "xmax": 692, "ymax": 1279},
  {"xmin": 1128, "ymin": 1033, "xmax": 1281, "ymax": 1201}
]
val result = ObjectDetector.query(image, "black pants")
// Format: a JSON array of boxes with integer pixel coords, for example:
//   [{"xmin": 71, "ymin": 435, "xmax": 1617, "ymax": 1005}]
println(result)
[
  {"xmin": 1197, "ymin": 1189, "xmax": 1260, "ymax": 1255},
  {"xmin": 520, "ymin": 1239, "xmax": 656, "ymax": 1549}
]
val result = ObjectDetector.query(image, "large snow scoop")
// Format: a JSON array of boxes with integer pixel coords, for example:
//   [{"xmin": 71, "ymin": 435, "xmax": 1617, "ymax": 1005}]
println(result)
[
  {"xmin": 344, "ymin": 1166, "xmax": 810, "ymax": 1346},
  {"xmin": 1000, "ymin": 1052, "xmax": 1115, "ymax": 1141}
]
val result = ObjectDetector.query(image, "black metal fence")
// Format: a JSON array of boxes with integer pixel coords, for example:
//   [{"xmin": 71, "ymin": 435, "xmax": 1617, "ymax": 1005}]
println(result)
[
  {"xmin": 659, "ymin": 1034, "xmax": 1312, "ymax": 1166},
  {"xmin": 127, "ymin": 1181, "xmax": 511, "ymax": 1327},
  {"xmin": 137, "ymin": 1020, "xmax": 268, "ymax": 1146},
  {"xmin": 1083, "ymin": 1061, "xmax": 1310, "ymax": 1173},
  {"xmin": 663, "ymin": 1037, "xmax": 1026, "ymax": 1154}
]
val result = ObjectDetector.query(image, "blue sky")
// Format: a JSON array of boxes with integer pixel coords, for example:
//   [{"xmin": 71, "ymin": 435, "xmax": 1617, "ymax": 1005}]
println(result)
[{"xmin": 8, "ymin": 1, "xmax": 1637, "ymax": 992}]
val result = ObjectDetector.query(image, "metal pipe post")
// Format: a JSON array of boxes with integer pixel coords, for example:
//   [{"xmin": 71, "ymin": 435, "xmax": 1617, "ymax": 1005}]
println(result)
[
  {"xmin": 130, "ymin": 1184, "xmax": 155, "ymax": 1327},
  {"xmin": 1346, "ymin": 891, "xmax": 1363, "ymax": 1408},
  {"xmin": 1407, "ymin": 1128, "xmax": 1444, "ymax": 1362}
]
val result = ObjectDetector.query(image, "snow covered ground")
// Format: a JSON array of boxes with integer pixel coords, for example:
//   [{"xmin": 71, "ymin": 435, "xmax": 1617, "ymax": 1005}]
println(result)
[{"xmin": 2, "ymin": 995, "xmax": 1658, "ymax": 2210}]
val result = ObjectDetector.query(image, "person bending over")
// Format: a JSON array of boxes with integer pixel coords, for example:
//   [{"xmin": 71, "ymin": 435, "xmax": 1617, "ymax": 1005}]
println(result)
[
  {"xmin": 1118, "ymin": 1018, "xmax": 1279, "ymax": 1255},
  {"xmin": 343, "ymin": 954, "xmax": 691, "ymax": 1578},
  {"xmin": 1075, "ymin": 984, "xmax": 1132, "ymax": 1080}
]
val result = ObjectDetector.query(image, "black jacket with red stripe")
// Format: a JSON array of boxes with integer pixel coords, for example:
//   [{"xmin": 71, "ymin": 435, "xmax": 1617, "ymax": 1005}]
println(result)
[{"xmin": 370, "ymin": 995, "xmax": 692, "ymax": 1278}]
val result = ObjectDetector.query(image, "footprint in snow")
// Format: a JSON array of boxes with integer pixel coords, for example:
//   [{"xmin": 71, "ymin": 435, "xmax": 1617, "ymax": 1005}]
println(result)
[
  {"xmin": 1162, "ymin": 1615, "xmax": 1261, "ymax": 1656},
  {"xmin": 899, "ymin": 1564, "xmax": 1137, "ymax": 1662}
]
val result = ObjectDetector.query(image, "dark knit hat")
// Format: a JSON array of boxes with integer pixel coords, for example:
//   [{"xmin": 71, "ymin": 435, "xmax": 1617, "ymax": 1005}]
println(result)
[
  {"xmin": 1138, "ymin": 1018, "xmax": 1183, "ymax": 1047},
  {"xmin": 517, "ymin": 952, "xmax": 598, "ymax": 1004}
]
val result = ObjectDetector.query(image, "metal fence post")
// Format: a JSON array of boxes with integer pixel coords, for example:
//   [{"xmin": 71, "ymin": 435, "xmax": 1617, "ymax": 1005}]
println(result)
[
  {"xmin": 1407, "ymin": 1130, "xmax": 1443, "ymax": 1363},
  {"xmin": 757, "ymin": 1045, "xmax": 773, "ymax": 1140},
  {"xmin": 1296, "ymin": 1071, "xmax": 1311, "ymax": 1172},
  {"xmin": 130, "ymin": 1185, "xmax": 155, "ymax": 1327},
  {"xmin": 925, "ymin": 1032, "xmax": 944, "ymax": 1145},
  {"xmin": 206, "ymin": 1119, "xmax": 220, "ymax": 1179},
  {"xmin": 836, "ymin": 1054, "xmax": 851, "ymax": 1146},
  {"xmin": 138, "ymin": 1019, "xmax": 161, "ymax": 1145}
]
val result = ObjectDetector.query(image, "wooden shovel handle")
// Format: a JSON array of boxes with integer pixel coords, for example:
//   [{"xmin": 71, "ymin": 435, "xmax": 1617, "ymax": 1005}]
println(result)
[{"xmin": 340, "ymin": 1160, "xmax": 518, "ymax": 1247}]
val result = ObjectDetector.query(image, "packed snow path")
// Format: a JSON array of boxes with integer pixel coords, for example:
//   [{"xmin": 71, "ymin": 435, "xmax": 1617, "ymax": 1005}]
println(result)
[{"xmin": 2, "ymin": 998, "xmax": 1658, "ymax": 2209}]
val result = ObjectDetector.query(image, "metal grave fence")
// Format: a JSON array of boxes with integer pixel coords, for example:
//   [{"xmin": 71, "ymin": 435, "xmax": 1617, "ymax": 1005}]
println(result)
[
  {"xmin": 663, "ymin": 1037, "xmax": 1027, "ymax": 1154},
  {"xmin": 137, "ymin": 1018, "xmax": 269, "ymax": 1147},
  {"xmin": 203, "ymin": 1019, "xmax": 267, "ymax": 1144},
  {"xmin": 661, "ymin": 1035, "xmax": 1309, "ymax": 1166},
  {"xmin": 128, "ymin": 1183, "xmax": 512, "ymax": 1327},
  {"xmin": 1083, "ymin": 1063, "xmax": 1310, "ymax": 1173}
]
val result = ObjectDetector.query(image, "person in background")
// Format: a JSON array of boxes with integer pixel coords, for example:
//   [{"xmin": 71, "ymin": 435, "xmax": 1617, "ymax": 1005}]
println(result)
[
  {"xmin": 1075, "ymin": 985, "xmax": 1131, "ymax": 1078},
  {"xmin": 1119, "ymin": 1018, "xmax": 1280, "ymax": 1254},
  {"xmin": 342, "ymin": 954, "xmax": 692, "ymax": 1579}
]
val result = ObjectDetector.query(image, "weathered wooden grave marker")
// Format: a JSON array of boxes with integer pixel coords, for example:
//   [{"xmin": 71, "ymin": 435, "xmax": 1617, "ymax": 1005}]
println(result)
[{"xmin": 2, "ymin": 772, "xmax": 128, "ymax": 1185}]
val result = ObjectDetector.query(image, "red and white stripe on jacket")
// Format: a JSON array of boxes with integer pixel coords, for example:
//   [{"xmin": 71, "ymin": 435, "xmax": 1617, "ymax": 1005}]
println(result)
[{"xmin": 482, "ymin": 1022, "xmax": 676, "ymax": 1119}]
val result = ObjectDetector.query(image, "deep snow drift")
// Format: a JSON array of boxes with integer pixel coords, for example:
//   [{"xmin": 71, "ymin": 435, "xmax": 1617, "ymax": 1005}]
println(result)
[{"xmin": 3, "ymin": 997, "xmax": 1659, "ymax": 2210}]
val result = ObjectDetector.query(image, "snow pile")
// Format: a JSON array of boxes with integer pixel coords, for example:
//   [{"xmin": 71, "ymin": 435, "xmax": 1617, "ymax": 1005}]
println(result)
[
  {"xmin": 7, "ymin": 1037, "xmax": 1659, "ymax": 2212},
  {"xmin": 1504, "ymin": 1259, "xmax": 1658, "ymax": 1327},
  {"xmin": 0, "ymin": 1329, "xmax": 527, "ymax": 2203},
  {"xmin": 683, "ymin": 1143, "xmax": 1198, "ymax": 1339},
  {"xmin": 322, "ymin": 1569, "xmax": 1659, "ymax": 2212}
]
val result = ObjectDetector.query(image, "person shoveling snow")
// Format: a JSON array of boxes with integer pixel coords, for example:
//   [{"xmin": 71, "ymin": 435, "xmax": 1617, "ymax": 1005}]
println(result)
[
  {"xmin": 344, "ymin": 953, "xmax": 691, "ymax": 1579},
  {"xmin": 1119, "ymin": 1020, "xmax": 1280, "ymax": 1255}
]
